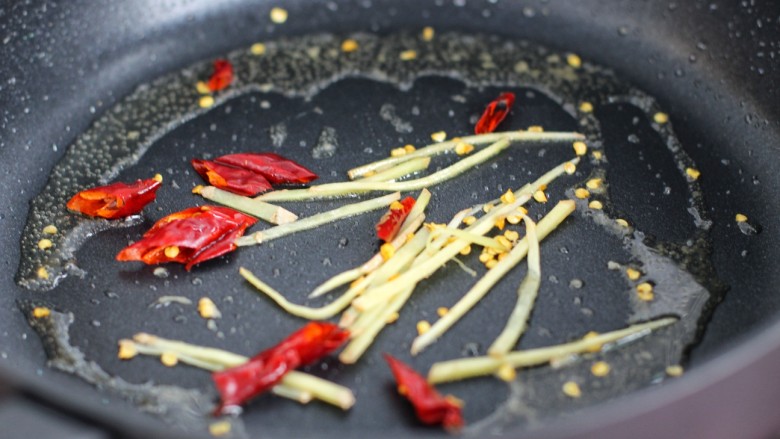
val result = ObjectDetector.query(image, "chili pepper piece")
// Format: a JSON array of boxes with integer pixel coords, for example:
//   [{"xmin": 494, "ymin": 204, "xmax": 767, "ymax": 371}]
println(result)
[
  {"xmin": 474, "ymin": 92, "xmax": 516, "ymax": 135},
  {"xmin": 376, "ymin": 197, "xmax": 416, "ymax": 242},
  {"xmin": 212, "ymin": 322, "xmax": 349, "ymax": 414},
  {"xmin": 216, "ymin": 153, "xmax": 318, "ymax": 185},
  {"xmin": 383, "ymin": 354, "xmax": 464, "ymax": 431},
  {"xmin": 66, "ymin": 178, "xmax": 162, "ymax": 219},
  {"xmin": 207, "ymin": 59, "xmax": 234, "ymax": 92},
  {"xmin": 192, "ymin": 159, "xmax": 272, "ymax": 196},
  {"xmin": 116, "ymin": 206, "xmax": 256, "ymax": 270}
]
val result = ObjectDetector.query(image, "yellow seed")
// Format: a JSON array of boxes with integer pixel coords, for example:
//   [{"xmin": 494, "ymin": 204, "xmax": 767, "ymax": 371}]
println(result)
[
  {"xmin": 562, "ymin": 381, "xmax": 582, "ymax": 398},
  {"xmin": 478, "ymin": 253, "xmax": 492, "ymax": 263},
  {"xmin": 626, "ymin": 267, "xmax": 642, "ymax": 281},
  {"xmin": 199, "ymin": 95, "xmax": 215, "ymax": 108},
  {"xmin": 153, "ymin": 173, "xmax": 163, "ymax": 183},
  {"xmin": 573, "ymin": 141, "xmax": 588, "ymax": 156},
  {"xmin": 164, "ymin": 246, "xmax": 180, "ymax": 258},
  {"xmin": 735, "ymin": 213, "xmax": 748, "ymax": 223},
  {"xmin": 497, "ymin": 252, "xmax": 509, "ymax": 262},
  {"xmin": 579, "ymin": 102, "xmax": 594, "ymax": 113},
  {"xmin": 686, "ymin": 167, "xmax": 701, "ymax": 181},
  {"xmin": 386, "ymin": 312, "xmax": 400, "ymax": 324},
  {"xmin": 389, "ymin": 201, "xmax": 404, "ymax": 211},
  {"xmin": 36, "ymin": 267, "xmax": 49, "ymax": 280},
  {"xmin": 533, "ymin": 190, "xmax": 548, "ymax": 203},
  {"xmin": 430, "ymin": 131, "xmax": 446, "ymax": 142},
  {"xmin": 380, "ymin": 243, "xmax": 395, "ymax": 261},
  {"xmin": 42, "ymin": 225, "xmax": 58, "ymax": 235},
  {"xmin": 653, "ymin": 112, "xmax": 669, "ymax": 124},
  {"xmin": 446, "ymin": 237, "xmax": 458, "ymax": 244},
  {"xmin": 192, "ymin": 185, "xmax": 204, "ymax": 194},
  {"xmin": 459, "ymin": 245, "xmax": 472, "ymax": 256},
  {"xmin": 583, "ymin": 331, "xmax": 603, "ymax": 353},
  {"xmin": 500, "ymin": 189, "xmax": 516, "ymax": 204},
  {"xmin": 117, "ymin": 340, "xmax": 138, "ymax": 360},
  {"xmin": 269, "ymin": 7, "xmax": 288, "ymax": 24},
  {"xmin": 209, "ymin": 420, "xmax": 232, "ymax": 437},
  {"xmin": 437, "ymin": 307, "xmax": 449, "ymax": 317},
  {"xmin": 421, "ymin": 26, "xmax": 435, "ymax": 41},
  {"xmin": 527, "ymin": 125, "xmax": 544, "ymax": 132},
  {"xmin": 588, "ymin": 200, "xmax": 603, "ymax": 210},
  {"xmin": 616, "ymin": 218, "xmax": 629, "ymax": 228},
  {"xmin": 404, "ymin": 144, "xmax": 416, "ymax": 153},
  {"xmin": 160, "ymin": 352, "xmax": 178, "ymax": 367},
  {"xmin": 454, "ymin": 142, "xmax": 475, "ymax": 156},
  {"xmin": 341, "ymin": 39, "xmax": 359, "ymax": 52},
  {"xmin": 564, "ymin": 162, "xmax": 577, "ymax": 175},
  {"xmin": 592, "ymin": 150, "xmax": 603, "ymax": 160},
  {"xmin": 494, "ymin": 217, "xmax": 506, "ymax": 230},
  {"xmin": 417, "ymin": 320, "xmax": 431, "ymax": 335},
  {"xmin": 32, "ymin": 307, "xmax": 51, "ymax": 319},
  {"xmin": 390, "ymin": 147, "xmax": 407, "ymax": 157},
  {"xmin": 482, "ymin": 203, "xmax": 494, "ymax": 213},
  {"xmin": 666, "ymin": 365, "xmax": 684, "ymax": 377},
  {"xmin": 196, "ymin": 81, "xmax": 211, "ymax": 94},
  {"xmin": 485, "ymin": 259, "xmax": 498, "ymax": 269},
  {"xmin": 504, "ymin": 230, "xmax": 519, "ymax": 242},
  {"xmin": 566, "ymin": 53, "xmax": 582, "ymax": 68},
  {"xmin": 574, "ymin": 188, "xmax": 590, "ymax": 199},
  {"xmin": 198, "ymin": 297, "xmax": 221, "ymax": 319},
  {"xmin": 507, "ymin": 215, "xmax": 521, "ymax": 224},
  {"xmin": 591, "ymin": 361, "xmax": 611, "ymax": 377},
  {"xmin": 636, "ymin": 282, "xmax": 654, "ymax": 301},
  {"xmin": 586, "ymin": 178, "xmax": 602, "ymax": 190},
  {"xmin": 38, "ymin": 239, "xmax": 53, "ymax": 250},
  {"xmin": 462, "ymin": 216, "xmax": 477, "ymax": 226},
  {"xmin": 400, "ymin": 49, "xmax": 418, "ymax": 61},
  {"xmin": 496, "ymin": 363, "xmax": 516, "ymax": 382},
  {"xmin": 250, "ymin": 42, "xmax": 266, "ymax": 55}
]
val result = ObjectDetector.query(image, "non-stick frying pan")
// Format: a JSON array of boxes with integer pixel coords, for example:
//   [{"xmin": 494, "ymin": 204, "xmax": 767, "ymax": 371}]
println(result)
[{"xmin": 1, "ymin": 1, "xmax": 780, "ymax": 438}]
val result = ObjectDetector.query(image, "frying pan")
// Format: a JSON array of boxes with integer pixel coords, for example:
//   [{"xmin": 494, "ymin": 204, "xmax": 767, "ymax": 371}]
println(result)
[{"xmin": 1, "ymin": 0, "xmax": 780, "ymax": 438}]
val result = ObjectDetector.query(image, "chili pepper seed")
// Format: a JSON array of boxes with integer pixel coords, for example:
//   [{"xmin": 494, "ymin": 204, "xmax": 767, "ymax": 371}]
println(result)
[
  {"xmin": 42, "ymin": 225, "xmax": 58, "ymax": 235},
  {"xmin": 653, "ymin": 112, "xmax": 669, "ymax": 124},
  {"xmin": 591, "ymin": 361, "xmax": 611, "ymax": 377},
  {"xmin": 32, "ymin": 307, "xmax": 50, "ymax": 319},
  {"xmin": 735, "ymin": 213, "xmax": 748, "ymax": 223},
  {"xmin": 269, "ymin": 7, "xmax": 288, "ymax": 24},
  {"xmin": 562, "ymin": 381, "xmax": 582, "ymax": 398}
]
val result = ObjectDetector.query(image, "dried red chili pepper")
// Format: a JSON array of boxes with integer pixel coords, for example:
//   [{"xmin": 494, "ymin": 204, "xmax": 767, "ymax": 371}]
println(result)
[
  {"xmin": 216, "ymin": 153, "xmax": 318, "ymax": 185},
  {"xmin": 212, "ymin": 322, "xmax": 350, "ymax": 414},
  {"xmin": 207, "ymin": 59, "xmax": 234, "ymax": 92},
  {"xmin": 474, "ymin": 92, "xmax": 516, "ymax": 135},
  {"xmin": 376, "ymin": 196, "xmax": 416, "ymax": 242},
  {"xmin": 192, "ymin": 159, "xmax": 272, "ymax": 196},
  {"xmin": 384, "ymin": 354, "xmax": 464, "ymax": 431},
  {"xmin": 66, "ymin": 177, "xmax": 162, "ymax": 219},
  {"xmin": 116, "ymin": 206, "xmax": 256, "ymax": 270}
]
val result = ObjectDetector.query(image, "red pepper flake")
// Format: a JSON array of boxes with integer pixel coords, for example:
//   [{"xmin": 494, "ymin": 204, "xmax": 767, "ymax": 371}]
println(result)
[
  {"xmin": 216, "ymin": 153, "xmax": 318, "ymax": 185},
  {"xmin": 376, "ymin": 196, "xmax": 416, "ymax": 242},
  {"xmin": 192, "ymin": 159, "xmax": 272, "ymax": 197},
  {"xmin": 212, "ymin": 322, "xmax": 349, "ymax": 414},
  {"xmin": 116, "ymin": 206, "xmax": 256, "ymax": 270},
  {"xmin": 66, "ymin": 177, "xmax": 162, "ymax": 219},
  {"xmin": 474, "ymin": 92, "xmax": 516, "ymax": 135},
  {"xmin": 384, "ymin": 354, "xmax": 464, "ymax": 431},
  {"xmin": 192, "ymin": 153, "xmax": 318, "ymax": 196},
  {"xmin": 207, "ymin": 59, "xmax": 234, "ymax": 92}
]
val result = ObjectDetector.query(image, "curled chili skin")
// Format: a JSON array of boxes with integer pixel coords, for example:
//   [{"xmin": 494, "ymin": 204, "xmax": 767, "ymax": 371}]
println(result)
[
  {"xmin": 376, "ymin": 196, "xmax": 416, "ymax": 242},
  {"xmin": 66, "ymin": 178, "xmax": 162, "ymax": 219},
  {"xmin": 191, "ymin": 159, "xmax": 272, "ymax": 196},
  {"xmin": 216, "ymin": 152, "xmax": 318, "ymax": 185},
  {"xmin": 384, "ymin": 354, "xmax": 464, "ymax": 431},
  {"xmin": 207, "ymin": 59, "xmax": 234, "ymax": 92},
  {"xmin": 116, "ymin": 206, "xmax": 257, "ymax": 270},
  {"xmin": 212, "ymin": 322, "xmax": 350, "ymax": 414},
  {"xmin": 474, "ymin": 92, "xmax": 516, "ymax": 135}
]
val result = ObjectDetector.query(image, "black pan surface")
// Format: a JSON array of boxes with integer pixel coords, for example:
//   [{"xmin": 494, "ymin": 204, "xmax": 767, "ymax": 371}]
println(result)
[{"xmin": 1, "ymin": 1, "xmax": 779, "ymax": 438}]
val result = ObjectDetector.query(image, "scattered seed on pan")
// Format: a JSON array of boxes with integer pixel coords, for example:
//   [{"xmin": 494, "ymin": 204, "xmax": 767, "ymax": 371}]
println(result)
[
  {"xmin": 421, "ymin": 26, "xmax": 435, "ymax": 41},
  {"xmin": 626, "ymin": 267, "xmax": 642, "ymax": 281},
  {"xmin": 564, "ymin": 162, "xmax": 577, "ymax": 174},
  {"xmin": 636, "ymin": 282, "xmax": 654, "ymax": 301},
  {"xmin": 666, "ymin": 365, "xmax": 684, "ymax": 377},
  {"xmin": 533, "ymin": 190, "xmax": 548, "ymax": 203},
  {"xmin": 685, "ymin": 167, "xmax": 701, "ymax": 181},
  {"xmin": 117, "ymin": 340, "xmax": 137, "ymax": 359},
  {"xmin": 199, "ymin": 95, "xmax": 215, "ymax": 108},
  {"xmin": 735, "ymin": 213, "xmax": 748, "ymax": 223},
  {"xmin": 196, "ymin": 81, "xmax": 211, "ymax": 94},
  {"xmin": 32, "ymin": 307, "xmax": 50, "ymax": 318},
  {"xmin": 616, "ymin": 219, "xmax": 629, "ymax": 228},
  {"xmin": 430, "ymin": 131, "xmax": 446, "ymax": 142},
  {"xmin": 582, "ymin": 331, "xmax": 603, "ymax": 353},
  {"xmin": 417, "ymin": 320, "xmax": 431, "ymax": 335},
  {"xmin": 250, "ymin": 43, "xmax": 266, "ymax": 55},
  {"xmin": 566, "ymin": 53, "xmax": 582, "ymax": 68},
  {"xmin": 37, "ymin": 239, "xmax": 53, "ymax": 250},
  {"xmin": 496, "ymin": 364, "xmax": 516, "ymax": 382},
  {"xmin": 653, "ymin": 112, "xmax": 669, "ymax": 124},
  {"xmin": 341, "ymin": 39, "xmax": 359, "ymax": 53},
  {"xmin": 562, "ymin": 381, "xmax": 582, "ymax": 398},
  {"xmin": 400, "ymin": 50, "xmax": 418, "ymax": 61},
  {"xmin": 578, "ymin": 102, "xmax": 593, "ymax": 113},
  {"xmin": 463, "ymin": 216, "xmax": 476, "ymax": 225},
  {"xmin": 270, "ymin": 7, "xmax": 288, "ymax": 24},
  {"xmin": 36, "ymin": 267, "xmax": 49, "ymax": 280},
  {"xmin": 42, "ymin": 225, "xmax": 58, "ymax": 235},
  {"xmin": 527, "ymin": 125, "xmax": 544, "ymax": 132},
  {"xmin": 209, "ymin": 421, "xmax": 232, "ymax": 437},
  {"xmin": 588, "ymin": 200, "xmax": 603, "ymax": 209},
  {"xmin": 591, "ymin": 150, "xmax": 603, "ymax": 160},
  {"xmin": 198, "ymin": 297, "xmax": 222, "ymax": 319},
  {"xmin": 573, "ymin": 141, "xmax": 588, "ymax": 156},
  {"xmin": 455, "ymin": 142, "xmax": 474, "ymax": 155},
  {"xmin": 160, "ymin": 352, "xmax": 179, "ymax": 367},
  {"xmin": 437, "ymin": 307, "xmax": 449, "ymax": 317},
  {"xmin": 586, "ymin": 178, "xmax": 602, "ymax": 190},
  {"xmin": 591, "ymin": 361, "xmax": 610, "ymax": 377},
  {"xmin": 574, "ymin": 188, "xmax": 590, "ymax": 199}
]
